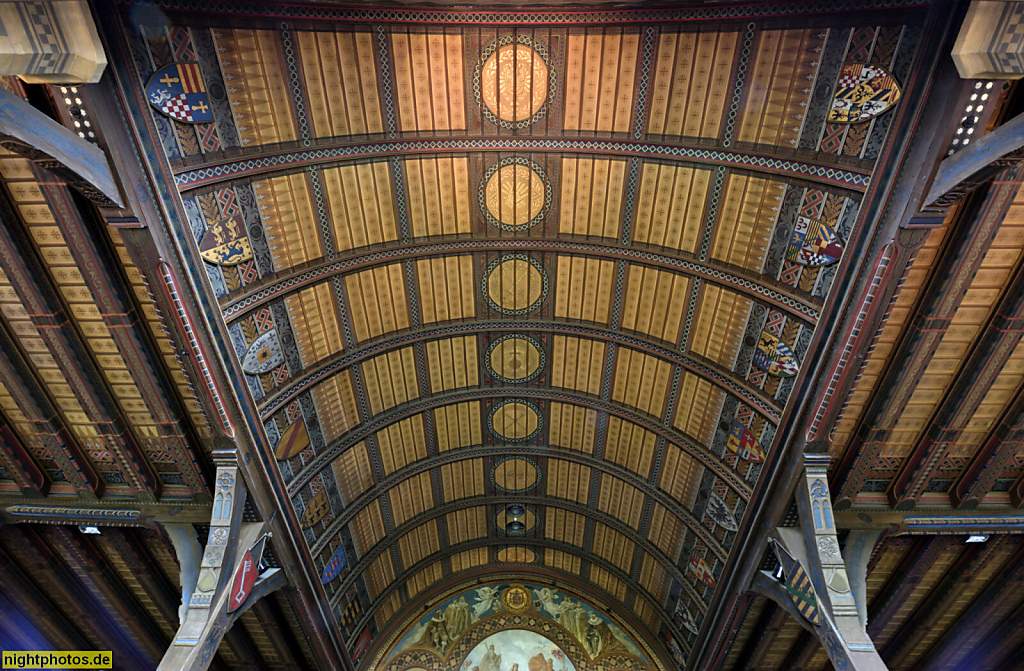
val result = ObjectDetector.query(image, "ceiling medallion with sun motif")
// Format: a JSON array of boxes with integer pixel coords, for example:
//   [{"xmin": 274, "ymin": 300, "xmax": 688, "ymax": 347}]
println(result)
[{"xmin": 474, "ymin": 35, "xmax": 555, "ymax": 128}]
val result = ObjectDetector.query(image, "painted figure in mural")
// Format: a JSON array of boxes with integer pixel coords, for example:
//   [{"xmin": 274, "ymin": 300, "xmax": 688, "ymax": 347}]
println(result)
[
  {"xmin": 585, "ymin": 613, "xmax": 604, "ymax": 657},
  {"xmin": 528, "ymin": 652, "xmax": 555, "ymax": 671},
  {"xmin": 533, "ymin": 588, "xmax": 559, "ymax": 617},
  {"xmin": 445, "ymin": 596, "xmax": 473, "ymax": 640},
  {"xmin": 481, "ymin": 643, "xmax": 502, "ymax": 671},
  {"xmin": 474, "ymin": 586, "xmax": 502, "ymax": 619}
]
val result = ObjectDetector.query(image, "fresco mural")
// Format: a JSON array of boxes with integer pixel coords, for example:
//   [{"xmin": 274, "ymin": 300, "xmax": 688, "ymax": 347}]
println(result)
[
  {"xmin": 464, "ymin": 631, "xmax": 575, "ymax": 671},
  {"xmin": 383, "ymin": 583, "xmax": 650, "ymax": 668}
]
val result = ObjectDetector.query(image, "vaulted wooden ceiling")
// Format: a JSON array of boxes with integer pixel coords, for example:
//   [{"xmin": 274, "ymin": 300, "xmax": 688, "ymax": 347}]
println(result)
[
  {"xmin": 94, "ymin": 1, "xmax": 926, "ymax": 665},
  {"xmin": 9, "ymin": 1, "xmax": 1024, "ymax": 670}
]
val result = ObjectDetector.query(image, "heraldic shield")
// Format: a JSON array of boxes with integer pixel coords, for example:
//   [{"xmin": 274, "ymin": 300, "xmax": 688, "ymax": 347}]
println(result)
[
  {"xmin": 753, "ymin": 332, "xmax": 800, "ymax": 378},
  {"xmin": 146, "ymin": 63, "xmax": 214, "ymax": 124},
  {"xmin": 727, "ymin": 419, "xmax": 765, "ymax": 462},
  {"xmin": 787, "ymin": 216, "xmax": 844, "ymax": 267},
  {"xmin": 199, "ymin": 215, "xmax": 253, "ymax": 266},
  {"xmin": 828, "ymin": 63, "xmax": 901, "ymax": 124}
]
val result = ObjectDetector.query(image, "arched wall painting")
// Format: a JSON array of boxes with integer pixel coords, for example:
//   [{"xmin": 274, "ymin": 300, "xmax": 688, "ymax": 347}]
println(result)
[{"xmin": 378, "ymin": 583, "xmax": 653, "ymax": 671}]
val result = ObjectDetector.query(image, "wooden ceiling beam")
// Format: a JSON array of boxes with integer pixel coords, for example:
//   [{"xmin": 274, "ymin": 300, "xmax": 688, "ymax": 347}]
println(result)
[
  {"xmin": 0, "ymin": 413, "xmax": 48, "ymax": 496},
  {"xmin": 250, "ymin": 596, "xmax": 306, "ymax": 670},
  {"xmin": 954, "ymin": 589, "xmax": 1024, "ymax": 671},
  {"xmin": 0, "ymin": 525, "xmax": 152, "ymax": 667},
  {"xmin": 833, "ymin": 164, "xmax": 1024, "ymax": 508},
  {"xmin": 45, "ymin": 525, "xmax": 170, "ymax": 664},
  {"xmin": 880, "ymin": 537, "xmax": 1004, "ymax": 668},
  {"xmin": 0, "ymin": 542, "xmax": 91, "ymax": 652},
  {"xmin": 0, "ymin": 312, "xmax": 99, "ymax": 495},
  {"xmin": 952, "ymin": 376, "xmax": 1024, "ymax": 507},
  {"xmin": 911, "ymin": 538, "xmax": 1024, "ymax": 670},
  {"xmin": 890, "ymin": 247, "xmax": 1024, "ymax": 509},
  {"xmin": 729, "ymin": 601, "xmax": 787, "ymax": 670},
  {"xmin": 865, "ymin": 536, "xmax": 951, "ymax": 641},
  {"xmin": 0, "ymin": 183, "xmax": 159, "ymax": 499}
]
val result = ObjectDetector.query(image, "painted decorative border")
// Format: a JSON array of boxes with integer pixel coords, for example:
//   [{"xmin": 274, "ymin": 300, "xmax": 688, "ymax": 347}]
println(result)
[
  {"xmin": 174, "ymin": 139, "xmax": 871, "ymax": 191},
  {"xmin": 221, "ymin": 240, "xmax": 820, "ymax": 324},
  {"xmin": 485, "ymin": 334, "xmax": 547, "ymax": 384},
  {"xmin": 478, "ymin": 157, "xmax": 553, "ymax": 232},
  {"xmin": 131, "ymin": 0, "xmax": 927, "ymax": 25}
]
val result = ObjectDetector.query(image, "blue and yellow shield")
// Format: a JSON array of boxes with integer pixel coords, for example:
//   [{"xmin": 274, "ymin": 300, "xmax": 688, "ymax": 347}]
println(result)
[
  {"xmin": 199, "ymin": 215, "xmax": 252, "ymax": 266},
  {"xmin": 828, "ymin": 63, "xmax": 901, "ymax": 124},
  {"xmin": 753, "ymin": 332, "xmax": 800, "ymax": 378},
  {"xmin": 146, "ymin": 62, "xmax": 214, "ymax": 124}
]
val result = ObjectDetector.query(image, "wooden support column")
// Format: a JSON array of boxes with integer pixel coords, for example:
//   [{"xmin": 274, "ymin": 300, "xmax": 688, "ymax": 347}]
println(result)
[
  {"xmin": 753, "ymin": 454, "xmax": 889, "ymax": 671},
  {"xmin": 158, "ymin": 455, "xmax": 286, "ymax": 671}
]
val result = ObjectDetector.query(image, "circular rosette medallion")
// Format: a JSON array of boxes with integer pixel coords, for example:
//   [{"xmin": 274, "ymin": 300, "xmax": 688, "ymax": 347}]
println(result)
[
  {"xmin": 475, "ymin": 36, "xmax": 554, "ymax": 128},
  {"xmin": 480, "ymin": 158, "xmax": 551, "ymax": 231},
  {"xmin": 488, "ymin": 402, "xmax": 542, "ymax": 444},
  {"xmin": 491, "ymin": 456, "xmax": 541, "ymax": 492},
  {"xmin": 482, "ymin": 255, "xmax": 548, "ymax": 316},
  {"xmin": 501, "ymin": 584, "xmax": 534, "ymax": 609},
  {"xmin": 487, "ymin": 334, "xmax": 545, "ymax": 384}
]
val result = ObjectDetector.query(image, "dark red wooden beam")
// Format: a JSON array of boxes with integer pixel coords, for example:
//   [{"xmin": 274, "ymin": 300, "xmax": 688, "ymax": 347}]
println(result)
[
  {"xmin": 891, "ymin": 256, "xmax": 1024, "ymax": 508},
  {"xmin": 953, "ymin": 381, "xmax": 1024, "ymax": 507},
  {"xmin": 834, "ymin": 165, "xmax": 1024, "ymax": 508},
  {"xmin": 0, "ymin": 419, "xmax": 48, "ymax": 496}
]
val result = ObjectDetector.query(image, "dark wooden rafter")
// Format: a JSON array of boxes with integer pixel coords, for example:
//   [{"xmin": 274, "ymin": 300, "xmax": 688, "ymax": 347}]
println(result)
[
  {"xmin": 833, "ymin": 164, "xmax": 1024, "ymax": 508},
  {"xmin": 0, "ymin": 184, "xmax": 159, "ymax": 499},
  {"xmin": 866, "ymin": 536, "xmax": 953, "ymax": 642},
  {"xmin": 0, "ymin": 525, "xmax": 154, "ymax": 668},
  {"xmin": 45, "ymin": 525, "xmax": 169, "ymax": 663},
  {"xmin": 879, "ymin": 537, "xmax": 1005, "ymax": 668},
  {"xmin": 953, "ymin": 383, "xmax": 1024, "ymax": 507},
  {"xmin": 728, "ymin": 600, "xmax": 786, "ymax": 670},
  {"xmin": 889, "ymin": 239, "xmax": 1024, "ymax": 508},
  {"xmin": 913, "ymin": 538, "xmax": 1024, "ymax": 669},
  {"xmin": 956, "ymin": 591, "xmax": 1024, "ymax": 671},
  {"xmin": 0, "ymin": 413, "xmax": 48, "ymax": 496},
  {"xmin": 34, "ymin": 179, "xmax": 210, "ymax": 496},
  {"xmin": 0, "ymin": 313, "xmax": 100, "ymax": 495},
  {"xmin": 0, "ymin": 542, "xmax": 92, "ymax": 652}
]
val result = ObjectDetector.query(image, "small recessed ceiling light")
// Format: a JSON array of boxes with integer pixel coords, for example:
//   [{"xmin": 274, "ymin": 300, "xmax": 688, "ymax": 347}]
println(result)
[
  {"xmin": 966, "ymin": 534, "xmax": 989, "ymax": 543},
  {"xmin": 78, "ymin": 525, "xmax": 101, "ymax": 535}
]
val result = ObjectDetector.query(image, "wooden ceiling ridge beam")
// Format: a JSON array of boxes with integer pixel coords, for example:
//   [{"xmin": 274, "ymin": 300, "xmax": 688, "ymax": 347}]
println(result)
[
  {"xmin": 727, "ymin": 600, "xmax": 787, "ymax": 670},
  {"xmin": 259, "ymin": 317, "xmax": 780, "ymax": 425},
  {"xmin": 221, "ymin": 239, "xmax": 820, "ymax": 327},
  {"xmin": 879, "ymin": 536, "xmax": 1005, "ymax": 669},
  {"xmin": 250, "ymin": 596, "xmax": 307, "ymax": 670},
  {"xmin": 832, "ymin": 163, "xmax": 1024, "ymax": 508},
  {"xmin": 81, "ymin": 16, "xmax": 349, "ymax": 659},
  {"xmin": 691, "ymin": 2, "xmax": 970, "ymax": 659},
  {"xmin": 889, "ymin": 235, "xmax": 1024, "ymax": 509},
  {"xmin": 287, "ymin": 386, "xmax": 752, "ymax": 500},
  {"xmin": 0, "ymin": 180, "xmax": 161, "ymax": 500},
  {"xmin": 326, "ymin": 493, "xmax": 696, "ymax": 610},
  {"xmin": 346, "ymin": 541, "xmax": 682, "ymax": 655},
  {"xmin": 0, "ymin": 305, "xmax": 101, "ymax": 495}
]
